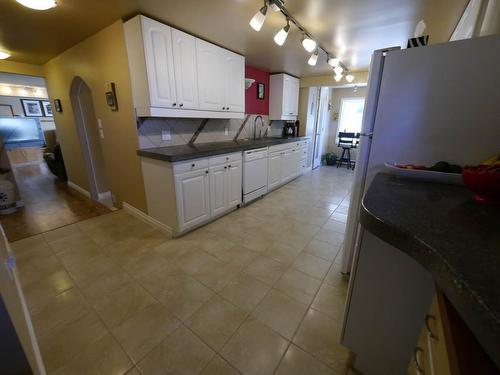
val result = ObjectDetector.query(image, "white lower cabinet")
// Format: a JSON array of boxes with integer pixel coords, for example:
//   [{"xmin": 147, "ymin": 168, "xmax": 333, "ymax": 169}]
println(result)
[
  {"xmin": 209, "ymin": 158, "xmax": 242, "ymax": 218},
  {"xmin": 227, "ymin": 160, "xmax": 242, "ymax": 208},
  {"xmin": 268, "ymin": 142, "xmax": 304, "ymax": 191},
  {"xmin": 175, "ymin": 168, "xmax": 210, "ymax": 231}
]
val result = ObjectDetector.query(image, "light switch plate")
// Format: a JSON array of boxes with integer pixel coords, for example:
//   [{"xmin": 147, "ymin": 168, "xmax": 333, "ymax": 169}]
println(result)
[
  {"xmin": 161, "ymin": 129, "xmax": 171, "ymax": 141},
  {"xmin": 224, "ymin": 126, "xmax": 228, "ymax": 136},
  {"xmin": 97, "ymin": 119, "xmax": 104, "ymax": 139}
]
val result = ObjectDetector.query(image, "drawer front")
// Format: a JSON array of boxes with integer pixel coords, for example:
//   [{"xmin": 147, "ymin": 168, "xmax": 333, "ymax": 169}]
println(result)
[
  {"xmin": 301, "ymin": 148, "xmax": 307, "ymax": 161},
  {"xmin": 209, "ymin": 152, "xmax": 242, "ymax": 166},
  {"xmin": 269, "ymin": 143, "xmax": 293, "ymax": 153},
  {"xmin": 173, "ymin": 157, "xmax": 209, "ymax": 174}
]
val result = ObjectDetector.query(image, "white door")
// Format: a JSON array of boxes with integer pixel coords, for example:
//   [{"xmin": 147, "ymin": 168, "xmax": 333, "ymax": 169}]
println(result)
[
  {"xmin": 171, "ymin": 29, "xmax": 199, "ymax": 110},
  {"xmin": 196, "ymin": 39, "xmax": 226, "ymax": 111},
  {"xmin": 227, "ymin": 160, "xmax": 242, "ymax": 208},
  {"xmin": 312, "ymin": 87, "xmax": 330, "ymax": 169},
  {"xmin": 175, "ymin": 169, "xmax": 210, "ymax": 231},
  {"xmin": 209, "ymin": 164, "xmax": 227, "ymax": 216},
  {"xmin": 268, "ymin": 151, "xmax": 282, "ymax": 189},
  {"xmin": 142, "ymin": 17, "xmax": 177, "ymax": 108},
  {"xmin": 224, "ymin": 50, "xmax": 245, "ymax": 113},
  {"xmin": 0, "ymin": 226, "xmax": 46, "ymax": 375}
]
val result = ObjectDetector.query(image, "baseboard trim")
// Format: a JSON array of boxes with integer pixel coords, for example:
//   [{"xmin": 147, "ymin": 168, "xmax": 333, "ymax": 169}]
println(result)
[
  {"xmin": 122, "ymin": 202, "xmax": 173, "ymax": 237},
  {"xmin": 67, "ymin": 181, "xmax": 91, "ymax": 198}
]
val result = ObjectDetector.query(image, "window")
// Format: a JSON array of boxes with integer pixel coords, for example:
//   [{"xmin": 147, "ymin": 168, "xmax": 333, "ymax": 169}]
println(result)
[{"xmin": 338, "ymin": 98, "xmax": 365, "ymax": 135}]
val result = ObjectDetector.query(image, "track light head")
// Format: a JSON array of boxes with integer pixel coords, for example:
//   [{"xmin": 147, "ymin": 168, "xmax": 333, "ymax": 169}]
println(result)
[
  {"xmin": 301, "ymin": 35, "xmax": 317, "ymax": 53},
  {"xmin": 274, "ymin": 19, "xmax": 290, "ymax": 46},
  {"xmin": 250, "ymin": 3, "xmax": 268, "ymax": 31}
]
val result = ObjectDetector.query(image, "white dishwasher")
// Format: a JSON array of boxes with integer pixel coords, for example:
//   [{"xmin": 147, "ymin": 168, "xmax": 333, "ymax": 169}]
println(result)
[{"xmin": 243, "ymin": 147, "xmax": 269, "ymax": 204}]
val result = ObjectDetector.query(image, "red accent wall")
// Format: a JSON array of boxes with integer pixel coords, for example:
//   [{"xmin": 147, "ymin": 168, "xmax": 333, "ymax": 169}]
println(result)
[{"xmin": 245, "ymin": 65, "xmax": 269, "ymax": 115}]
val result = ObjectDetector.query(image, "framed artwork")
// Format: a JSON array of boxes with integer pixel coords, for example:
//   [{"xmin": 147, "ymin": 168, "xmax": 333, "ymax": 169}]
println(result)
[
  {"xmin": 21, "ymin": 99, "xmax": 43, "ymax": 117},
  {"xmin": 257, "ymin": 82, "xmax": 265, "ymax": 100},
  {"xmin": 105, "ymin": 82, "xmax": 118, "ymax": 111},
  {"xmin": 0, "ymin": 104, "xmax": 14, "ymax": 117},
  {"xmin": 53, "ymin": 99, "xmax": 62, "ymax": 113},
  {"xmin": 42, "ymin": 101, "xmax": 53, "ymax": 117}
]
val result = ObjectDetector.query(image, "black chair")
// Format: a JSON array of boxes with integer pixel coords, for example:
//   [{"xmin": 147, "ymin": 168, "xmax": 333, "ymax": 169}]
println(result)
[
  {"xmin": 44, "ymin": 143, "xmax": 67, "ymax": 181},
  {"xmin": 336, "ymin": 132, "xmax": 359, "ymax": 169}
]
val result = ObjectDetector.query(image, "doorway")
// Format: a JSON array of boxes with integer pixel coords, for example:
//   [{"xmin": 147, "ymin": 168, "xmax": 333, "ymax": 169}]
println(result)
[{"xmin": 69, "ymin": 77, "xmax": 110, "ymax": 201}]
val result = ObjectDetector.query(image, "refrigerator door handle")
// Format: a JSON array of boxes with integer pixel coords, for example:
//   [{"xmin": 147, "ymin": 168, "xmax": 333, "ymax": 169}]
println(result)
[{"xmin": 359, "ymin": 132, "xmax": 374, "ymax": 139}]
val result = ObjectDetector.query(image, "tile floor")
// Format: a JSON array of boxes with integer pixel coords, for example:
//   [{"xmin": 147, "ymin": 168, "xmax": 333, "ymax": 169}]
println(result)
[
  {"xmin": 1, "ymin": 161, "xmax": 110, "ymax": 242},
  {"xmin": 11, "ymin": 166, "xmax": 355, "ymax": 375}
]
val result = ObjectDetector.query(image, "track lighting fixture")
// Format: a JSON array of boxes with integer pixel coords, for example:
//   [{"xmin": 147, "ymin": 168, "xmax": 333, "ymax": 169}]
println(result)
[
  {"xmin": 249, "ymin": 2, "xmax": 268, "ymax": 31},
  {"xmin": 249, "ymin": 0, "xmax": 349, "ymax": 72},
  {"xmin": 334, "ymin": 66, "xmax": 344, "ymax": 75},
  {"xmin": 308, "ymin": 50, "xmax": 319, "ymax": 66},
  {"xmin": 334, "ymin": 74, "xmax": 343, "ymax": 82},
  {"xmin": 345, "ymin": 74, "xmax": 354, "ymax": 83},
  {"xmin": 301, "ymin": 35, "xmax": 317, "ymax": 53},
  {"xmin": 274, "ymin": 19, "xmax": 290, "ymax": 46},
  {"xmin": 16, "ymin": 0, "xmax": 57, "ymax": 10},
  {"xmin": 0, "ymin": 51, "xmax": 11, "ymax": 59},
  {"xmin": 327, "ymin": 57, "xmax": 340, "ymax": 67}
]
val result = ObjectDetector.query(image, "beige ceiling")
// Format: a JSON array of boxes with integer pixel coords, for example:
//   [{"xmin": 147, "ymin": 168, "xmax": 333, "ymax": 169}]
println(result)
[{"xmin": 0, "ymin": 0, "xmax": 468, "ymax": 76}]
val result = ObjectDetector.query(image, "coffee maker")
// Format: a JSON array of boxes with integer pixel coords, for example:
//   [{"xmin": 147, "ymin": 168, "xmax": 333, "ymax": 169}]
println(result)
[{"xmin": 282, "ymin": 121, "xmax": 300, "ymax": 138}]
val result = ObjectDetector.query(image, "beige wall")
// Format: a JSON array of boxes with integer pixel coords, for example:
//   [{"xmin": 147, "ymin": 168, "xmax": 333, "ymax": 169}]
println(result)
[
  {"xmin": 0, "ymin": 60, "xmax": 44, "ymax": 77},
  {"xmin": 43, "ymin": 20, "xmax": 147, "ymax": 211}
]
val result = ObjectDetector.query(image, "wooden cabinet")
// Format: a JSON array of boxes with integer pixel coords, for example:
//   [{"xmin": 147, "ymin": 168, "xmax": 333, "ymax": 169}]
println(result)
[
  {"xmin": 172, "ymin": 28, "xmax": 199, "ymax": 110},
  {"xmin": 175, "ymin": 168, "xmax": 210, "ymax": 232},
  {"xmin": 269, "ymin": 73, "xmax": 300, "ymax": 121},
  {"xmin": 124, "ymin": 15, "xmax": 244, "ymax": 119}
]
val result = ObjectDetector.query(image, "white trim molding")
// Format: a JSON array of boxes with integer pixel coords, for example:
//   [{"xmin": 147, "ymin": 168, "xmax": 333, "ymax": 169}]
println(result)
[
  {"xmin": 67, "ymin": 181, "xmax": 91, "ymax": 198},
  {"xmin": 122, "ymin": 202, "xmax": 173, "ymax": 237}
]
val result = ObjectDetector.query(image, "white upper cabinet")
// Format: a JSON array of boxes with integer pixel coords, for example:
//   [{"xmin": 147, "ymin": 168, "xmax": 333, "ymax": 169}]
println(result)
[
  {"xmin": 141, "ymin": 17, "xmax": 177, "ymax": 108},
  {"xmin": 196, "ymin": 39, "xmax": 226, "ymax": 111},
  {"xmin": 269, "ymin": 73, "xmax": 300, "ymax": 121},
  {"xmin": 124, "ymin": 15, "xmax": 245, "ymax": 119},
  {"xmin": 224, "ymin": 50, "xmax": 245, "ymax": 113},
  {"xmin": 172, "ymin": 29, "xmax": 199, "ymax": 110}
]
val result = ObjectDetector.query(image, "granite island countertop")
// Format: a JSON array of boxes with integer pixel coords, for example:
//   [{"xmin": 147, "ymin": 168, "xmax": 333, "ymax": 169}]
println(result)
[
  {"xmin": 137, "ymin": 136, "xmax": 310, "ymax": 162},
  {"xmin": 360, "ymin": 173, "xmax": 500, "ymax": 368}
]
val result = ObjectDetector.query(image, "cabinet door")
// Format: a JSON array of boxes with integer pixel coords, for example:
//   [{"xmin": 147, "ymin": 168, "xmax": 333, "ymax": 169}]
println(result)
[
  {"xmin": 175, "ymin": 169, "xmax": 210, "ymax": 231},
  {"xmin": 282, "ymin": 75, "xmax": 294, "ymax": 116},
  {"xmin": 268, "ymin": 152, "xmax": 282, "ymax": 189},
  {"xmin": 172, "ymin": 29, "xmax": 199, "ymax": 110},
  {"xmin": 227, "ymin": 160, "xmax": 242, "ymax": 208},
  {"xmin": 288, "ymin": 77, "xmax": 300, "ymax": 115},
  {"xmin": 293, "ymin": 148, "xmax": 302, "ymax": 177},
  {"xmin": 196, "ymin": 39, "xmax": 226, "ymax": 111},
  {"xmin": 209, "ymin": 164, "xmax": 227, "ymax": 217},
  {"xmin": 142, "ymin": 17, "xmax": 177, "ymax": 108},
  {"xmin": 224, "ymin": 50, "xmax": 245, "ymax": 113},
  {"xmin": 282, "ymin": 149, "xmax": 295, "ymax": 182}
]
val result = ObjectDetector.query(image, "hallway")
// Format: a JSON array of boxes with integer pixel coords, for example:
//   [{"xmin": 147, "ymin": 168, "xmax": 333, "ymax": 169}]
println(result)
[
  {"xmin": 1, "ymin": 161, "xmax": 110, "ymax": 242},
  {"xmin": 12, "ymin": 166, "xmax": 355, "ymax": 375}
]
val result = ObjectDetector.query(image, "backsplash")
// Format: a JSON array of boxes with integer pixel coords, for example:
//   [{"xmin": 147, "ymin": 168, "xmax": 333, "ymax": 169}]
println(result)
[{"xmin": 137, "ymin": 115, "xmax": 285, "ymax": 149}]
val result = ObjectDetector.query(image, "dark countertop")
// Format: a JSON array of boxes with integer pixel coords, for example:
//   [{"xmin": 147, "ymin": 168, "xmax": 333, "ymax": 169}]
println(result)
[
  {"xmin": 137, "ymin": 137, "xmax": 310, "ymax": 162},
  {"xmin": 360, "ymin": 173, "xmax": 500, "ymax": 368}
]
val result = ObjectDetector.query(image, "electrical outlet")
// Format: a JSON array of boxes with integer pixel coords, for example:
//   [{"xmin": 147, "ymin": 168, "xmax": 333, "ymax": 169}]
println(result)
[
  {"xmin": 224, "ymin": 126, "xmax": 229, "ymax": 136},
  {"xmin": 161, "ymin": 129, "xmax": 171, "ymax": 141}
]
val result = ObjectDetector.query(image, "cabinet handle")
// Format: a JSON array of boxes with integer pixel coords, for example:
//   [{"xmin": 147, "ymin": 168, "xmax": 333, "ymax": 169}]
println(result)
[
  {"xmin": 222, "ymin": 106, "xmax": 226, "ymax": 110},
  {"xmin": 425, "ymin": 315, "xmax": 437, "ymax": 339},
  {"xmin": 191, "ymin": 163, "xmax": 195, "ymax": 168},
  {"xmin": 179, "ymin": 103, "xmax": 183, "ymax": 107},
  {"xmin": 205, "ymin": 170, "xmax": 209, "ymax": 174},
  {"xmin": 224, "ymin": 166, "xmax": 227, "ymax": 169},
  {"xmin": 228, "ymin": 164, "xmax": 231, "ymax": 168},
  {"xmin": 414, "ymin": 347, "xmax": 425, "ymax": 374},
  {"xmin": 227, "ymin": 107, "xmax": 230, "ymax": 111},
  {"xmin": 173, "ymin": 103, "xmax": 177, "ymax": 106}
]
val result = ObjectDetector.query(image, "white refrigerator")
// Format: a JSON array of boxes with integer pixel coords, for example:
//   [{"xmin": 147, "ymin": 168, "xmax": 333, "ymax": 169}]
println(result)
[{"xmin": 341, "ymin": 33, "xmax": 500, "ymax": 275}]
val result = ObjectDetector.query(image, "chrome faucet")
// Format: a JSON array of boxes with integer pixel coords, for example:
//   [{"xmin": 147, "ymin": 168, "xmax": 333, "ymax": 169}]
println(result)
[{"xmin": 253, "ymin": 115, "xmax": 264, "ymax": 140}]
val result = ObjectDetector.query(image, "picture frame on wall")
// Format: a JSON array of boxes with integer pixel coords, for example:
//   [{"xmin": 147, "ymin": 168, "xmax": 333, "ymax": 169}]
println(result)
[
  {"xmin": 42, "ymin": 101, "xmax": 53, "ymax": 117},
  {"xmin": 257, "ymin": 83, "xmax": 265, "ymax": 100},
  {"xmin": 20, "ymin": 99, "xmax": 43, "ymax": 117}
]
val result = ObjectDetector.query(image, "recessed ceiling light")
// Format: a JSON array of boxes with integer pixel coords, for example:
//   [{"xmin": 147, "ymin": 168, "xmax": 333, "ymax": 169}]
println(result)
[
  {"xmin": 15, "ymin": 0, "xmax": 57, "ymax": 11},
  {"xmin": 249, "ymin": 3, "xmax": 268, "ymax": 32},
  {"xmin": 0, "ymin": 51, "xmax": 11, "ymax": 59},
  {"xmin": 301, "ymin": 35, "xmax": 316, "ymax": 53}
]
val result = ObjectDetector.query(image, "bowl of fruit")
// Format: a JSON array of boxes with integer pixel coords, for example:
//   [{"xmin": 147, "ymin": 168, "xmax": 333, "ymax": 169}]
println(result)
[
  {"xmin": 462, "ymin": 155, "xmax": 500, "ymax": 204},
  {"xmin": 384, "ymin": 161, "xmax": 464, "ymax": 185}
]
